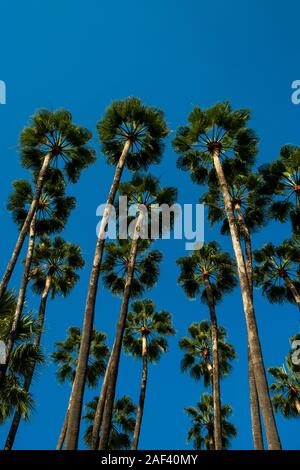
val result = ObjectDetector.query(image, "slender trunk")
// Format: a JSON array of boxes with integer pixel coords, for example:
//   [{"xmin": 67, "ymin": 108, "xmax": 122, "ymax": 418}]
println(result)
[
  {"xmin": 131, "ymin": 335, "xmax": 148, "ymax": 450},
  {"xmin": 207, "ymin": 434, "xmax": 215, "ymax": 450},
  {"xmin": 213, "ymin": 148, "xmax": 281, "ymax": 450},
  {"xmin": 99, "ymin": 208, "xmax": 145, "ymax": 450},
  {"xmin": 236, "ymin": 207, "xmax": 264, "ymax": 450},
  {"xmin": 248, "ymin": 347, "xmax": 264, "ymax": 449},
  {"xmin": 203, "ymin": 277, "xmax": 222, "ymax": 450},
  {"xmin": 4, "ymin": 274, "xmax": 52, "ymax": 450},
  {"xmin": 56, "ymin": 410, "xmax": 69, "ymax": 451},
  {"xmin": 56, "ymin": 381, "xmax": 75, "ymax": 450},
  {"xmin": 283, "ymin": 274, "xmax": 300, "ymax": 310},
  {"xmin": 65, "ymin": 140, "xmax": 131, "ymax": 450},
  {"xmin": 92, "ymin": 341, "xmax": 115, "ymax": 450},
  {"xmin": 295, "ymin": 399, "xmax": 300, "ymax": 415},
  {"xmin": 0, "ymin": 153, "xmax": 51, "ymax": 299},
  {"xmin": 0, "ymin": 215, "xmax": 37, "ymax": 386}
]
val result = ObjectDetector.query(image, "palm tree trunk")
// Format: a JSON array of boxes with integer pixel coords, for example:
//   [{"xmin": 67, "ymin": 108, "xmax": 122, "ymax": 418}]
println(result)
[
  {"xmin": 0, "ymin": 153, "xmax": 51, "ymax": 299},
  {"xmin": 248, "ymin": 347, "xmax": 264, "ymax": 449},
  {"xmin": 65, "ymin": 140, "xmax": 131, "ymax": 450},
  {"xmin": 4, "ymin": 274, "xmax": 52, "ymax": 450},
  {"xmin": 212, "ymin": 147, "xmax": 281, "ymax": 450},
  {"xmin": 295, "ymin": 399, "xmax": 300, "ymax": 414},
  {"xmin": 131, "ymin": 334, "xmax": 148, "ymax": 450},
  {"xmin": 56, "ymin": 410, "xmax": 69, "ymax": 450},
  {"xmin": 92, "ymin": 341, "xmax": 115, "ymax": 450},
  {"xmin": 203, "ymin": 277, "xmax": 222, "ymax": 450},
  {"xmin": 99, "ymin": 208, "xmax": 145, "ymax": 450},
  {"xmin": 283, "ymin": 274, "xmax": 300, "ymax": 310},
  {"xmin": 0, "ymin": 215, "xmax": 37, "ymax": 387},
  {"xmin": 56, "ymin": 381, "xmax": 75, "ymax": 450},
  {"xmin": 236, "ymin": 207, "xmax": 264, "ymax": 450}
]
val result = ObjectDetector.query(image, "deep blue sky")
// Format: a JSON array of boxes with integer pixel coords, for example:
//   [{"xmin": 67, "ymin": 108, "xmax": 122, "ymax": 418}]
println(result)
[{"xmin": 0, "ymin": 0, "xmax": 299, "ymax": 450}]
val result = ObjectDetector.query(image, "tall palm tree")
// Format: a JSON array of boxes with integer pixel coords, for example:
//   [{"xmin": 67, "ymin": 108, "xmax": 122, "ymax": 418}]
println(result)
[
  {"xmin": 200, "ymin": 172, "xmax": 268, "ymax": 449},
  {"xmin": 93, "ymin": 239, "xmax": 163, "ymax": 449},
  {"xmin": 259, "ymin": 145, "xmax": 300, "ymax": 235},
  {"xmin": 0, "ymin": 291, "xmax": 44, "ymax": 426},
  {"xmin": 0, "ymin": 177, "xmax": 76, "ymax": 386},
  {"xmin": 268, "ymin": 359, "xmax": 300, "ymax": 417},
  {"xmin": 66, "ymin": 98, "xmax": 168, "ymax": 449},
  {"xmin": 83, "ymin": 396, "xmax": 136, "ymax": 450},
  {"xmin": 51, "ymin": 326, "xmax": 109, "ymax": 449},
  {"xmin": 177, "ymin": 242, "xmax": 236, "ymax": 450},
  {"xmin": 123, "ymin": 299, "xmax": 175, "ymax": 449},
  {"xmin": 4, "ymin": 237, "xmax": 84, "ymax": 450},
  {"xmin": 254, "ymin": 240, "xmax": 300, "ymax": 310},
  {"xmin": 98, "ymin": 175, "xmax": 176, "ymax": 449},
  {"xmin": 185, "ymin": 393, "xmax": 237, "ymax": 450},
  {"xmin": 0, "ymin": 109, "xmax": 94, "ymax": 299},
  {"xmin": 173, "ymin": 102, "xmax": 281, "ymax": 449}
]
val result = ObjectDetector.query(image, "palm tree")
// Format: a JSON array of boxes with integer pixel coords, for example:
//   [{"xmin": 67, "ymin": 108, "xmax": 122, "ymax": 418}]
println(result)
[
  {"xmin": 4, "ymin": 237, "xmax": 84, "ymax": 450},
  {"xmin": 179, "ymin": 321, "xmax": 235, "ymax": 384},
  {"xmin": 83, "ymin": 396, "xmax": 136, "ymax": 450},
  {"xmin": 123, "ymin": 299, "xmax": 175, "ymax": 449},
  {"xmin": 173, "ymin": 102, "xmax": 281, "ymax": 449},
  {"xmin": 177, "ymin": 242, "xmax": 236, "ymax": 450},
  {"xmin": 0, "ymin": 291, "xmax": 44, "ymax": 427},
  {"xmin": 185, "ymin": 393, "xmax": 237, "ymax": 450},
  {"xmin": 0, "ymin": 177, "xmax": 76, "ymax": 386},
  {"xmin": 66, "ymin": 98, "xmax": 168, "ymax": 450},
  {"xmin": 200, "ymin": 172, "xmax": 268, "ymax": 449},
  {"xmin": 51, "ymin": 326, "xmax": 109, "ymax": 449},
  {"xmin": 254, "ymin": 240, "xmax": 300, "ymax": 310},
  {"xmin": 259, "ymin": 145, "xmax": 300, "ymax": 235},
  {"xmin": 93, "ymin": 239, "xmax": 163, "ymax": 449},
  {"xmin": 269, "ymin": 359, "xmax": 300, "ymax": 417},
  {"xmin": 98, "ymin": 175, "xmax": 176, "ymax": 449},
  {"xmin": 0, "ymin": 109, "xmax": 94, "ymax": 299}
]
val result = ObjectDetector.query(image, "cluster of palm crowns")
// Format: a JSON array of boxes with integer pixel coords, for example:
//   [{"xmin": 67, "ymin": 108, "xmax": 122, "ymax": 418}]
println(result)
[{"xmin": 0, "ymin": 98, "xmax": 299, "ymax": 451}]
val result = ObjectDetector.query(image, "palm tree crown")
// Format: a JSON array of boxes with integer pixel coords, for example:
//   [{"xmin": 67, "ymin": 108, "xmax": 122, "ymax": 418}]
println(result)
[
  {"xmin": 268, "ymin": 358, "xmax": 300, "ymax": 418},
  {"xmin": 29, "ymin": 237, "xmax": 84, "ymax": 298},
  {"xmin": 253, "ymin": 240, "xmax": 300, "ymax": 304},
  {"xmin": 185, "ymin": 393, "xmax": 237, "ymax": 450},
  {"xmin": 101, "ymin": 240, "xmax": 162, "ymax": 298},
  {"xmin": 97, "ymin": 97, "xmax": 168, "ymax": 171},
  {"xmin": 172, "ymin": 102, "xmax": 257, "ymax": 185},
  {"xmin": 20, "ymin": 109, "xmax": 96, "ymax": 182},
  {"xmin": 8, "ymin": 177, "xmax": 76, "ymax": 235},
  {"xmin": 0, "ymin": 291, "xmax": 44, "ymax": 422},
  {"xmin": 83, "ymin": 395, "xmax": 136, "ymax": 449},
  {"xmin": 123, "ymin": 299, "xmax": 175, "ymax": 361},
  {"xmin": 177, "ymin": 241, "xmax": 237, "ymax": 304},
  {"xmin": 259, "ymin": 145, "xmax": 300, "ymax": 234},
  {"xmin": 201, "ymin": 171, "xmax": 270, "ymax": 235},
  {"xmin": 51, "ymin": 326, "xmax": 109, "ymax": 388},
  {"xmin": 179, "ymin": 321, "xmax": 236, "ymax": 387}
]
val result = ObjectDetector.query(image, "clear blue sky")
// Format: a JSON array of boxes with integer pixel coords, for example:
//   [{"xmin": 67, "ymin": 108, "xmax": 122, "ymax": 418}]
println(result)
[{"xmin": 0, "ymin": 0, "xmax": 299, "ymax": 450}]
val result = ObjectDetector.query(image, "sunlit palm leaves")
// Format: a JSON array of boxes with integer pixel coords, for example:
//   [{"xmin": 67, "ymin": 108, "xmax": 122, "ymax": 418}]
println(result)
[
  {"xmin": 173, "ymin": 102, "xmax": 257, "ymax": 185},
  {"xmin": 20, "ymin": 109, "xmax": 96, "ymax": 183}
]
